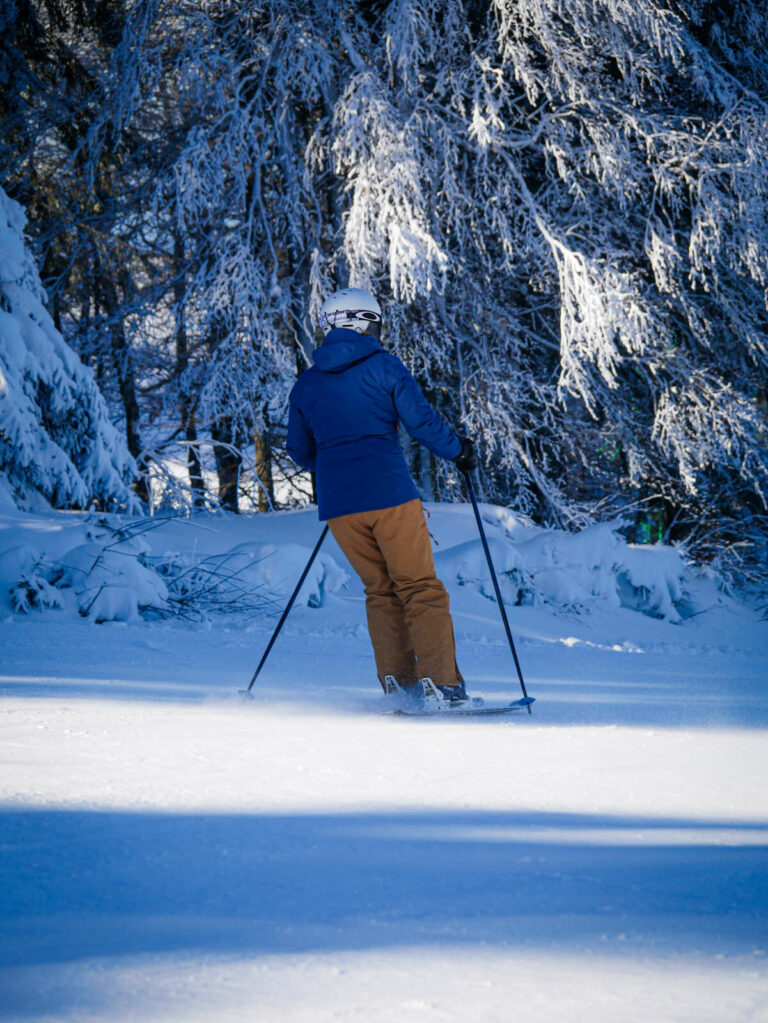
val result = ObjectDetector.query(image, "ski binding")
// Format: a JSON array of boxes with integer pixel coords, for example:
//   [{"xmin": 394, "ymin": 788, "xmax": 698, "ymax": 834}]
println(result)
[{"xmin": 383, "ymin": 676, "xmax": 534, "ymax": 717}]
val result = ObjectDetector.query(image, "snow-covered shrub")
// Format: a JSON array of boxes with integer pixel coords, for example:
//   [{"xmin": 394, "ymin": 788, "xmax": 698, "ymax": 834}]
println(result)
[
  {"xmin": 152, "ymin": 541, "xmax": 347, "ymax": 620},
  {"xmin": 229, "ymin": 542, "xmax": 347, "ymax": 607},
  {"xmin": 55, "ymin": 535, "xmax": 169, "ymax": 622},
  {"xmin": 435, "ymin": 513, "xmax": 712, "ymax": 623},
  {"xmin": 514, "ymin": 522, "xmax": 697, "ymax": 622},
  {"xmin": 435, "ymin": 538, "xmax": 525, "ymax": 606},
  {"xmin": 150, "ymin": 549, "xmax": 279, "ymax": 621},
  {"xmin": 1, "ymin": 544, "xmax": 63, "ymax": 613},
  {"xmin": 0, "ymin": 187, "xmax": 137, "ymax": 511},
  {"xmin": 1, "ymin": 518, "xmax": 348, "ymax": 624},
  {"xmin": 3, "ymin": 527, "xmax": 168, "ymax": 622},
  {"xmin": 12, "ymin": 566, "xmax": 64, "ymax": 614}
]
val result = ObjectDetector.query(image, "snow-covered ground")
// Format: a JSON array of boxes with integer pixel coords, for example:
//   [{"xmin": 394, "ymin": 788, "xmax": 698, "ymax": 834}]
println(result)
[{"xmin": 1, "ymin": 503, "xmax": 767, "ymax": 1022}]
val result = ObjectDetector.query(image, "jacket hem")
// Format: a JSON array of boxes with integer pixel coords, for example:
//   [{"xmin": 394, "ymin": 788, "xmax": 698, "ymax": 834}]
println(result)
[{"xmin": 320, "ymin": 493, "xmax": 420, "ymax": 522}]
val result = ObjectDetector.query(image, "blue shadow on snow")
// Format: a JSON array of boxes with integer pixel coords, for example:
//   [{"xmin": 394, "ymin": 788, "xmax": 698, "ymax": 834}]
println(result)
[{"xmin": 1, "ymin": 806, "xmax": 766, "ymax": 1011}]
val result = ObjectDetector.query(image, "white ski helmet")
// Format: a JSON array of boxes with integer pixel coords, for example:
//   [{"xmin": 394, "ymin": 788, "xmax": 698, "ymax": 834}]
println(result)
[{"xmin": 317, "ymin": 287, "xmax": 382, "ymax": 337}]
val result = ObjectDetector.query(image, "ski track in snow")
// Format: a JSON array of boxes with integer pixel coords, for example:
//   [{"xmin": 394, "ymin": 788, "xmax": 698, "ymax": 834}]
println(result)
[{"xmin": 0, "ymin": 506, "xmax": 767, "ymax": 1022}]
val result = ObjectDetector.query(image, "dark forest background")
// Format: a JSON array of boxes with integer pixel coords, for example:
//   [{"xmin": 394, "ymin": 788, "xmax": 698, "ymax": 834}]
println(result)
[{"xmin": 2, "ymin": 0, "xmax": 767, "ymax": 586}]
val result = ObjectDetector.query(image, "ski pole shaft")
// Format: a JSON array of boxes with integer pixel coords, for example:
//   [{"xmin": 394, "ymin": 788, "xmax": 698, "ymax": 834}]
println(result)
[
  {"xmin": 245, "ymin": 524, "xmax": 329, "ymax": 693},
  {"xmin": 463, "ymin": 472, "xmax": 530, "ymax": 709}
]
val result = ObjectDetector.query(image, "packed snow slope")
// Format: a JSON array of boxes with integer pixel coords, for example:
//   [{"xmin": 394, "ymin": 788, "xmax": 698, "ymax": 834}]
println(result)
[{"xmin": 0, "ymin": 502, "xmax": 767, "ymax": 1023}]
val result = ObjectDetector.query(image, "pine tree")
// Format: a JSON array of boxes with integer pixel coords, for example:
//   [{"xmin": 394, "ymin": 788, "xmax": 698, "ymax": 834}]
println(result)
[{"xmin": 0, "ymin": 185, "xmax": 137, "ymax": 510}]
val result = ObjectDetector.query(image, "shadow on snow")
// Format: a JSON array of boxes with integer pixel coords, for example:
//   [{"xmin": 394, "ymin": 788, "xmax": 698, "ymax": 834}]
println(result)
[{"xmin": 1, "ymin": 806, "xmax": 766, "ymax": 992}]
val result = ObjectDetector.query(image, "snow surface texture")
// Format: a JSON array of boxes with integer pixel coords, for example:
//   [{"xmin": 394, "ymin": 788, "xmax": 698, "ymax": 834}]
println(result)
[
  {"xmin": 1, "ymin": 503, "xmax": 767, "ymax": 1023},
  {"xmin": 0, "ymin": 186, "xmax": 136, "ymax": 512}
]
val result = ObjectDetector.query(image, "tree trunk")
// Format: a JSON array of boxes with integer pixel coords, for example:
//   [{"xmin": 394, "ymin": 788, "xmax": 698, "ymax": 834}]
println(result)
[
  {"xmin": 173, "ymin": 232, "xmax": 205, "ymax": 506},
  {"xmin": 97, "ymin": 267, "xmax": 149, "ymax": 504},
  {"xmin": 254, "ymin": 410, "xmax": 275, "ymax": 512},
  {"xmin": 181, "ymin": 399, "xmax": 205, "ymax": 507},
  {"xmin": 211, "ymin": 416, "xmax": 241, "ymax": 512}
]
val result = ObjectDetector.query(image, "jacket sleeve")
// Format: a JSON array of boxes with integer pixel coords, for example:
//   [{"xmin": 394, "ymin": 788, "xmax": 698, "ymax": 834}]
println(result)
[
  {"xmin": 286, "ymin": 393, "xmax": 317, "ymax": 472},
  {"xmin": 390, "ymin": 359, "xmax": 462, "ymax": 460}
]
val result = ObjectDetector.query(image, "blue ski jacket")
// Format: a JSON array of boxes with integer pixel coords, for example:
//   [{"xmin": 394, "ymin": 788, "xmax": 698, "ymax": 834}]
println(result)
[{"xmin": 287, "ymin": 327, "xmax": 461, "ymax": 520}]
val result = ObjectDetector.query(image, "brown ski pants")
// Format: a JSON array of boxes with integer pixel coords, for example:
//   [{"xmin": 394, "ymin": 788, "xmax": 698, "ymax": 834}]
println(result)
[{"xmin": 328, "ymin": 498, "xmax": 462, "ymax": 690}]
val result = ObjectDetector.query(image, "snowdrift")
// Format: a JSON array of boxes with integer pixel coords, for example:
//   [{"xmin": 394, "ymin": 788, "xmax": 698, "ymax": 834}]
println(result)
[
  {"xmin": 0, "ymin": 502, "xmax": 722, "ymax": 626},
  {"xmin": 436, "ymin": 508, "xmax": 705, "ymax": 624},
  {"xmin": 0, "ymin": 519, "xmax": 347, "ymax": 623}
]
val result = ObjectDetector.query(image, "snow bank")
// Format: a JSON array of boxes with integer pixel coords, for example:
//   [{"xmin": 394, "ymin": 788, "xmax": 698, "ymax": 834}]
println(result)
[
  {"xmin": 225, "ymin": 541, "xmax": 347, "ymax": 606},
  {"xmin": 4, "ymin": 531, "xmax": 167, "ymax": 622},
  {"xmin": 0, "ymin": 518, "xmax": 348, "ymax": 623},
  {"xmin": 436, "ymin": 514, "xmax": 712, "ymax": 623},
  {"xmin": 153, "ymin": 540, "xmax": 347, "ymax": 619},
  {"xmin": 0, "ymin": 503, "xmax": 723, "ymax": 626},
  {"xmin": 57, "ymin": 538, "xmax": 169, "ymax": 622}
]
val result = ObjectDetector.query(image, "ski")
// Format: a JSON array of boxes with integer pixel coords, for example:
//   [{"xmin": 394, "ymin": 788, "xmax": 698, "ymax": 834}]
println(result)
[
  {"xmin": 381, "ymin": 678, "xmax": 534, "ymax": 717},
  {"xmin": 386, "ymin": 695, "xmax": 534, "ymax": 717}
]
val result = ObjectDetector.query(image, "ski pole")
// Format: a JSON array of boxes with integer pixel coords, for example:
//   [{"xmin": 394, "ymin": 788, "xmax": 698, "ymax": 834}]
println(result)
[
  {"xmin": 463, "ymin": 471, "xmax": 532, "ymax": 713},
  {"xmin": 240, "ymin": 524, "xmax": 329, "ymax": 699}
]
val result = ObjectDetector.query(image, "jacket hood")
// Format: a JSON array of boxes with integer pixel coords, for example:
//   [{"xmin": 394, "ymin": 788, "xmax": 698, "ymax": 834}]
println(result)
[{"xmin": 312, "ymin": 327, "xmax": 382, "ymax": 373}]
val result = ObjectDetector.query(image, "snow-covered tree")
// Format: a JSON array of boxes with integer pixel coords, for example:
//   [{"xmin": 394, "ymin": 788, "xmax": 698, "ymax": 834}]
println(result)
[
  {"xmin": 5, "ymin": 0, "xmax": 768, "ymax": 578},
  {"xmin": 1, "ymin": 0, "xmax": 166, "ymax": 506},
  {"xmin": 329, "ymin": 0, "xmax": 768, "ymax": 541},
  {"xmin": 131, "ymin": 1, "xmax": 767, "ymax": 544},
  {"xmin": 141, "ymin": 3, "xmax": 347, "ymax": 510},
  {"xmin": 0, "ymin": 185, "xmax": 137, "ymax": 510}
]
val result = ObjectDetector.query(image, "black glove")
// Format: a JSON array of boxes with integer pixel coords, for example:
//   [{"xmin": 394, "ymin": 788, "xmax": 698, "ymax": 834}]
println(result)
[{"xmin": 453, "ymin": 436, "xmax": 477, "ymax": 473}]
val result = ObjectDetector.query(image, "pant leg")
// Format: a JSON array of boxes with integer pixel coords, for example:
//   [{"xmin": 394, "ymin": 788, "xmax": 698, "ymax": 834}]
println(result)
[
  {"xmin": 328, "ymin": 510, "xmax": 418, "ymax": 690},
  {"xmin": 368, "ymin": 500, "xmax": 462, "ymax": 686}
]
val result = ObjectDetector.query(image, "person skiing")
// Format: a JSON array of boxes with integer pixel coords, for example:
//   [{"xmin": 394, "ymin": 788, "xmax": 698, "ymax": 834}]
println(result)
[{"xmin": 286, "ymin": 287, "xmax": 477, "ymax": 707}]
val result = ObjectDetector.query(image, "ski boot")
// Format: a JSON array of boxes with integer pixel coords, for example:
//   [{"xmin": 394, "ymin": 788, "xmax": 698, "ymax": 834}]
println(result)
[
  {"xmin": 384, "ymin": 675, "xmax": 423, "ymax": 709},
  {"xmin": 419, "ymin": 678, "xmax": 483, "ymax": 711}
]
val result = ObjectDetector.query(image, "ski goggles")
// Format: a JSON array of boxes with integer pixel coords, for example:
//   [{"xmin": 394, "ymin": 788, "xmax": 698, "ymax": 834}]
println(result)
[{"xmin": 319, "ymin": 308, "xmax": 382, "ymax": 331}]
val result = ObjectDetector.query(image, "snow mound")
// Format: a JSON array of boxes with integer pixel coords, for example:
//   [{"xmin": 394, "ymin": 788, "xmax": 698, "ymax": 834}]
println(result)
[
  {"xmin": 5, "ymin": 532, "xmax": 168, "ymax": 622},
  {"xmin": 0, "ymin": 506, "xmax": 723, "ymax": 626},
  {"xmin": 226, "ymin": 541, "xmax": 347, "ymax": 606},
  {"xmin": 56, "ymin": 538, "xmax": 169, "ymax": 622},
  {"xmin": 152, "ymin": 541, "xmax": 347, "ymax": 618},
  {"xmin": 435, "ymin": 537, "xmax": 522, "ymax": 603},
  {"xmin": 1, "ymin": 521, "xmax": 348, "ymax": 623},
  {"xmin": 436, "ymin": 518, "xmax": 712, "ymax": 623}
]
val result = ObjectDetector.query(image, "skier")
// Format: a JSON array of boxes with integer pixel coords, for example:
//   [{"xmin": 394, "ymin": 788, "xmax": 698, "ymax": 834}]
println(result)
[{"xmin": 287, "ymin": 287, "xmax": 477, "ymax": 707}]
